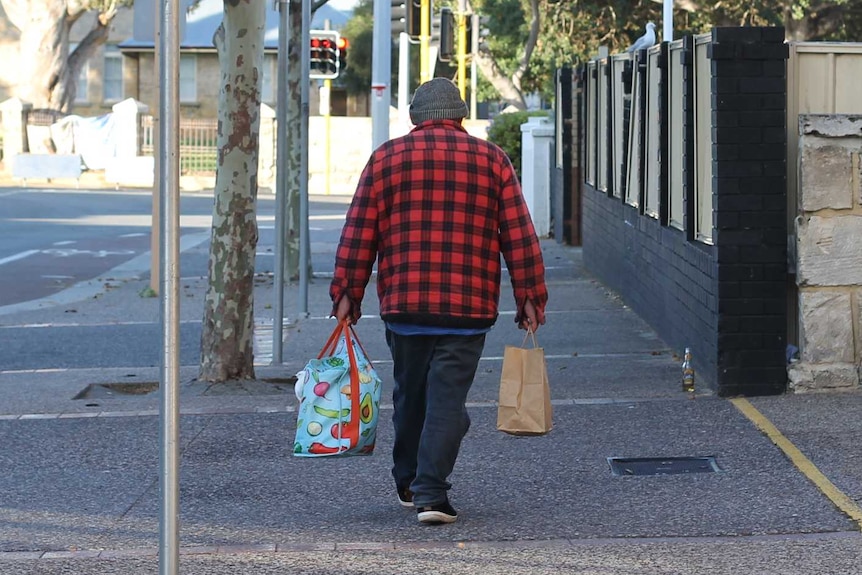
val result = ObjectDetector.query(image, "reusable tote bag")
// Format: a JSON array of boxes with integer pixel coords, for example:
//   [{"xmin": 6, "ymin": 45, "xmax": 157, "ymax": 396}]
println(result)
[
  {"xmin": 497, "ymin": 329, "xmax": 553, "ymax": 436},
  {"xmin": 293, "ymin": 321, "xmax": 382, "ymax": 457}
]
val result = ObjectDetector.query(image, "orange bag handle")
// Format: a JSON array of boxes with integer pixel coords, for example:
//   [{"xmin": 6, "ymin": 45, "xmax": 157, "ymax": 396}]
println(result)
[{"xmin": 317, "ymin": 320, "xmax": 362, "ymax": 450}]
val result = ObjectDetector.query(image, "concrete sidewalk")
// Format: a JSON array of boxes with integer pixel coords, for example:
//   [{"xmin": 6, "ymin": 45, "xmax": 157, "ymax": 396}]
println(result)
[{"xmin": 0, "ymin": 238, "xmax": 861, "ymax": 574}]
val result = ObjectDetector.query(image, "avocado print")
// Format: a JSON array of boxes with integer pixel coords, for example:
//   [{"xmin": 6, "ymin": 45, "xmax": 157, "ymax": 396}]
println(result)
[{"xmin": 359, "ymin": 392, "xmax": 374, "ymax": 424}]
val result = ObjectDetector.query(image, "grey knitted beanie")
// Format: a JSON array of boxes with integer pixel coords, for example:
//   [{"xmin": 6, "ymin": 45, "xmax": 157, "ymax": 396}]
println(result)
[{"xmin": 409, "ymin": 78, "xmax": 469, "ymax": 124}]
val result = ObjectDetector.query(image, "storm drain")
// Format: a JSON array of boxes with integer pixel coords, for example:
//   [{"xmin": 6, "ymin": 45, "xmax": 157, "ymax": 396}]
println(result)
[{"xmin": 607, "ymin": 456, "xmax": 720, "ymax": 476}]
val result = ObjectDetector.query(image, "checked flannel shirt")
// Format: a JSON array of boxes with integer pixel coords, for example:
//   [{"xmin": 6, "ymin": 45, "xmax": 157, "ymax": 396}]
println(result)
[{"xmin": 330, "ymin": 119, "xmax": 548, "ymax": 329}]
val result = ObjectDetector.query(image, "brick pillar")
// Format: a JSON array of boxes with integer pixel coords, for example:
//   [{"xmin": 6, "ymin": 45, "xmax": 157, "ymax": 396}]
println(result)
[
  {"xmin": 710, "ymin": 27, "xmax": 789, "ymax": 396},
  {"xmin": 112, "ymin": 98, "xmax": 149, "ymax": 158}
]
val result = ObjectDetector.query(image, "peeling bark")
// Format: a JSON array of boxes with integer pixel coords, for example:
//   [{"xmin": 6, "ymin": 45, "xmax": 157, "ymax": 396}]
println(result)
[
  {"xmin": 200, "ymin": 0, "xmax": 266, "ymax": 383},
  {"xmin": 0, "ymin": 0, "xmax": 126, "ymax": 112},
  {"xmin": 284, "ymin": 0, "xmax": 303, "ymax": 282}
]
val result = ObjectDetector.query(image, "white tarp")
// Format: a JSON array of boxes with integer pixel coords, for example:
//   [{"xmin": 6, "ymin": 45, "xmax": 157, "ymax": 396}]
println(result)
[{"xmin": 50, "ymin": 113, "xmax": 117, "ymax": 170}]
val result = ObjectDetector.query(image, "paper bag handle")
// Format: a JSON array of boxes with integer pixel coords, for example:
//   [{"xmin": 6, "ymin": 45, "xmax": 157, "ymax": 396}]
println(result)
[{"xmin": 521, "ymin": 327, "xmax": 539, "ymax": 349}]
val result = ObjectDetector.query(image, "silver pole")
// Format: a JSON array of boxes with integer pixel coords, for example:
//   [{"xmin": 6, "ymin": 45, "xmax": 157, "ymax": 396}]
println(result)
[
  {"xmin": 272, "ymin": 0, "xmax": 290, "ymax": 363},
  {"xmin": 298, "ymin": 0, "xmax": 310, "ymax": 317},
  {"xmin": 157, "ymin": 0, "xmax": 180, "ymax": 573},
  {"xmin": 398, "ymin": 32, "xmax": 409, "ymax": 125},
  {"xmin": 663, "ymin": 0, "xmax": 673, "ymax": 42},
  {"xmin": 470, "ymin": 14, "xmax": 478, "ymax": 120},
  {"xmin": 371, "ymin": 0, "xmax": 392, "ymax": 148}
]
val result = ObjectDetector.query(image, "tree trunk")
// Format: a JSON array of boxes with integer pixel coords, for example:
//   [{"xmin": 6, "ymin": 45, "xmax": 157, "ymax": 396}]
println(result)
[
  {"xmin": 199, "ymin": 0, "xmax": 266, "ymax": 383},
  {"xmin": 472, "ymin": 0, "xmax": 542, "ymax": 111},
  {"xmin": 1, "ymin": 0, "xmax": 116, "ymax": 112},
  {"xmin": 284, "ymin": 0, "xmax": 302, "ymax": 282},
  {"xmin": 474, "ymin": 52, "xmax": 525, "ymax": 110},
  {"xmin": 11, "ymin": 1, "xmax": 69, "ymax": 110}
]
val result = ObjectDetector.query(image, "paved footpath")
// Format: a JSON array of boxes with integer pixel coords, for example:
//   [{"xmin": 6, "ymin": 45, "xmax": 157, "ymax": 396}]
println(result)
[{"xmin": 0, "ymin": 224, "xmax": 861, "ymax": 574}]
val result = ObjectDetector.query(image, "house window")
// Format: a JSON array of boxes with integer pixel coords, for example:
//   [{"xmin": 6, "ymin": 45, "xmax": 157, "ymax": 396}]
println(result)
[
  {"xmin": 71, "ymin": 43, "xmax": 89, "ymax": 103},
  {"xmin": 180, "ymin": 54, "xmax": 197, "ymax": 102},
  {"xmin": 103, "ymin": 45, "xmax": 123, "ymax": 102}
]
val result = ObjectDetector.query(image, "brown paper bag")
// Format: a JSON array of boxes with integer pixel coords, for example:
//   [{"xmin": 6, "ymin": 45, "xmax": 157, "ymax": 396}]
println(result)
[{"xmin": 497, "ymin": 330, "xmax": 553, "ymax": 436}]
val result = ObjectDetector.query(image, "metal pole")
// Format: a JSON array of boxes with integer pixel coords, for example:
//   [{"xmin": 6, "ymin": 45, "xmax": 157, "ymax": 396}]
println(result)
[
  {"xmin": 470, "ymin": 13, "xmax": 478, "ymax": 120},
  {"xmin": 299, "ymin": 0, "xmax": 310, "ymax": 317},
  {"xmin": 398, "ymin": 32, "xmax": 409, "ymax": 126},
  {"xmin": 372, "ymin": 0, "xmax": 392, "ymax": 148},
  {"xmin": 419, "ymin": 0, "xmax": 430, "ymax": 84},
  {"xmin": 272, "ymin": 0, "xmax": 290, "ymax": 364},
  {"xmin": 157, "ymin": 0, "xmax": 180, "ymax": 573},
  {"xmin": 663, "ymin": 0, "xmax": 673, "ymax": 42},
  {"xmin": 457, "ymin": 0, "xmax": 467, "ymax": 100},
  {"xmin": 323, "ymin": 78, "xmax": 331, "ymax": 195}
]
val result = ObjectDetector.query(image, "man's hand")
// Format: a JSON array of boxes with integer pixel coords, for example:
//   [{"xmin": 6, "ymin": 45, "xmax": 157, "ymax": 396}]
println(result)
[
  {"xmin": 519, "ymin": 299, "xmax": 542, "ymax": 333},
  {"xmin": 335, "ymin": 296, "xmax": 355, "ymax": 324}
]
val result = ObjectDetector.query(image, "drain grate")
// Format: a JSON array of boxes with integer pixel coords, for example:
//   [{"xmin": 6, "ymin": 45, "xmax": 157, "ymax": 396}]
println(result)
[{"xmin": 607, "ymin": 456, "xmax": 720, "ymax": 476}]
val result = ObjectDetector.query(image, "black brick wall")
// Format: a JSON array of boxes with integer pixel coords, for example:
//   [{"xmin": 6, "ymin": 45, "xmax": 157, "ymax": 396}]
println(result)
[{"xmin": 582, "ymin": 27, "xmax": 788, "ymax": 397}]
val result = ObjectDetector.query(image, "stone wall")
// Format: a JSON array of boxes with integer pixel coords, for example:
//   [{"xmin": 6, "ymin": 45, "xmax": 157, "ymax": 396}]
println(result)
[{"xmin": 790, "ymin": 114, "xmax": 862, "ymax": 391}]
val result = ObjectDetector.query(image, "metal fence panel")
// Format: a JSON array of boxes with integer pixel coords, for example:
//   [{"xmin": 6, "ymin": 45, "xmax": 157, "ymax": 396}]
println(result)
[
  {"xmin": 668, "ymin": 40, "xmax": 685, "ymax": 231},
  {"xmin": 694, "ymin": 34, "xmax": 713, "ymax": 245},
  {"xmin": 610, "ymin": 54, "xmax": 630, "ymax": 198},
  {"xmin": 644, "ymin": 46, "xmax": 661, "ymax": 219},
  {"xmin": 141, "ymin": 114, "xmax": 218, "ymax": 175}
]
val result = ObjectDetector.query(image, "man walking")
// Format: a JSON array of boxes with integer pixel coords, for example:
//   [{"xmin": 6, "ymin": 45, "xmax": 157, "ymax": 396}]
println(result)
[{"xmin": 331, "ymin": 78, "xmax": 547, "ymax": 524}]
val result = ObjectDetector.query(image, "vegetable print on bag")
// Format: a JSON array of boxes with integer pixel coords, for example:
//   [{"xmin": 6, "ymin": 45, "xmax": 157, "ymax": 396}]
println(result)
[{"xmin": 294, "ymin": 321, "xmax": 382, "ymax": 457}]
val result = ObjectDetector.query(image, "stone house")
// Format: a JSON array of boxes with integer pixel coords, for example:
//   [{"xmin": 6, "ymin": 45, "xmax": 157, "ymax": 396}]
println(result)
[
  {"xmin": 119, "ymin": 0, "xmax": 359, "ymax": 119},
  {"xmin": 0, "ymin": 0, "xmax": 362, "ymax": 119},
  {"xmin": 0, "ymin": 4, "xmax": 135, "ymax": 117}
]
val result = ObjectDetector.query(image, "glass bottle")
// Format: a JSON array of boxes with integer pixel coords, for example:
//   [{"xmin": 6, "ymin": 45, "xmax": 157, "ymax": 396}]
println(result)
[{"xmin": 682, "ymin": 347, "xmax": 695, "ymax": 393}]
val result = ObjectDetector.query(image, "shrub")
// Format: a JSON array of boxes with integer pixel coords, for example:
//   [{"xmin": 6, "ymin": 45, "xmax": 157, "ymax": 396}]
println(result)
[{"xmin": 486, "ymin": 110, "xmax": 550, "ymax": 179}]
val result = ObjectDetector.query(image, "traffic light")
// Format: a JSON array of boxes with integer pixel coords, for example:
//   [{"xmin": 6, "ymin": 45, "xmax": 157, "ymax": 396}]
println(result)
[
  {"xmin": 391, "ymin": 0, "xmax": 425, "ymax": 38},
  {"xmin": 406, "ymin": 0, "xmax": 422, "ymax": 38},
  {"xmin": 439, "ymin": 7, "xmax": 455, "ymax": 61},
  {"xmin": 337, "ymin": 36, "xmax": 349, "ymax": 73},
  {"xmin": 310, "ymin": 30, "xmax": 340, "ymax": 79}
]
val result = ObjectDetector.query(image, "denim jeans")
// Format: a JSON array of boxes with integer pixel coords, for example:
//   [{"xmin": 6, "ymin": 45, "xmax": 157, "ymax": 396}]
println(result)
[{"xmin": 385, "ymin": 329, "xmax": 486, "ymax": 508}]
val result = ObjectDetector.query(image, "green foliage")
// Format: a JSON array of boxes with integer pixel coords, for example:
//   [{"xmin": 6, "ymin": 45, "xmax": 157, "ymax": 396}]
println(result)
[
  {"xmin": 338, "ymin": 0, "xmax": 411, "ymax": 96},
  {"xmin": 486, "ymin": 109, "xmax": 549, "ymax": 178},
  {"xmin": 339, "ymin": 0, "xmax": 862, "ymax": 106}
]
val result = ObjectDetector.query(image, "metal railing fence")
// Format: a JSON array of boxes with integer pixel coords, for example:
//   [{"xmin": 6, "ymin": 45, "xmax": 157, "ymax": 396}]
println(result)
[{"xmin": 141, "ymin": 114, "xmax": 218, "ymax": 175}]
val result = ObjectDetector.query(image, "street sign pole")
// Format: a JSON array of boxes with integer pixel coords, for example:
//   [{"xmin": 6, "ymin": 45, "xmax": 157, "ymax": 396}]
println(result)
[
  {"xmin": 372, "ymin": 0, "xmax": 392, "ymax": 148},
  {"xmin": 457, "ymin": 0, "xmax": 467, "ymax": 100},
  {"xmin": 664, "ymin": 0, "xmax": 673, "ymax": 42},
  {"xmin": 157, "ymin": 0, "xmax": 180, "ymax": 573},
  {"xmin": 419, "ymin": 0, "xmax": 430, "ymax": 84},
  {"xmin": 299, "ymin": 0, "xmax": 311, "ymax": 317},
  {"xmin": 273, "ymin": 0, "xmax": 290, "ymax": 364}
]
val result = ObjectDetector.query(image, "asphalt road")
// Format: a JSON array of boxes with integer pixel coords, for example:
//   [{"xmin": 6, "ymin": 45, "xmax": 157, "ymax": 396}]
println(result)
[
  {"xmin": 0, "ymin": 187, "xmax": 351, "ymax": 305},
  {"xmin": 0, "ymin": 186, "xmax": 351, "ymax": 371}
]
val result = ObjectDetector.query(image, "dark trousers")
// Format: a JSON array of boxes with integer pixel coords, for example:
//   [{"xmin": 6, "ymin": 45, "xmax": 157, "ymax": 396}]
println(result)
[{"xmin": 385, "ymin": 329, "xmax": 486, "ymax": 507}]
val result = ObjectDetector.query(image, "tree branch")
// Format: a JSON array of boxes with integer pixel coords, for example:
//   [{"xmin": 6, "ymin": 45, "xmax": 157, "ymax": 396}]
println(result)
[
  {"xmin": 511, "ymin": 0, "xmax": 540, "ymax": 94},
  {"xmin": 648, "ymin": 0, "xmax": 699, "ymax": 12}
]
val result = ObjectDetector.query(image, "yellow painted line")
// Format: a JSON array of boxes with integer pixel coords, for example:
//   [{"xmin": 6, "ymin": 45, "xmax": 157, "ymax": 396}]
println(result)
[{"xmin": 731, "ymin": 398, "xmax": 862, "ymax": 530}]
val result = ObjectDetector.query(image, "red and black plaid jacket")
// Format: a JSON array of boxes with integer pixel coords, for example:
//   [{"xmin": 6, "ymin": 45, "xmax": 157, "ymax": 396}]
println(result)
[{"xmin": 330, "ymin": 119, "xmax": 547, "ymax": 328}]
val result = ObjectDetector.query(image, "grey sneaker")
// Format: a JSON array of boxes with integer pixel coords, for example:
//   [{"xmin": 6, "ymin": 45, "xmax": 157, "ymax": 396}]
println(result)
[{"xmin": 416, "ymin": 500, "xmax": 458, "ymax": 524}]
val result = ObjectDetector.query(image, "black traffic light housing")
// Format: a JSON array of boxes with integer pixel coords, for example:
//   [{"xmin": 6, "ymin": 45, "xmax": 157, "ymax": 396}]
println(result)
[
  {"xmin": 439, "ymin": 7, "xmax": 455, "ymax": 61},
  {"xmin": 310, "ymin": 30, "xmax": 340, "ymax": 79},
  {"xmin": 406, "ymin": 0, "xmax": 422, "ymax": 37}
]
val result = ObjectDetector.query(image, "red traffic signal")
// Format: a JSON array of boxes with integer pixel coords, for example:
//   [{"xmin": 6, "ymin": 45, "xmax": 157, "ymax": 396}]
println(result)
[{"xmin": 310, "ymin": 30, "xmax": 341, "ymax": 79}]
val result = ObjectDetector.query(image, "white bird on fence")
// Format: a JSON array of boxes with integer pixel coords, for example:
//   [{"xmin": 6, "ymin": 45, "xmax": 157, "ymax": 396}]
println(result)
[{"xmin": 626, "ymin": 22, "xmax": 657, "ymax": 52}]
